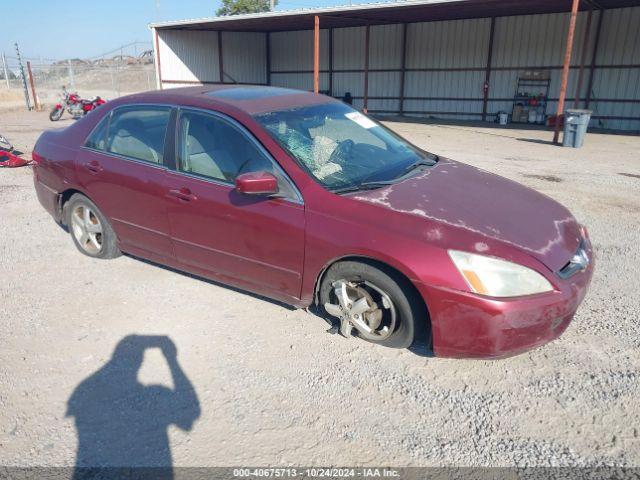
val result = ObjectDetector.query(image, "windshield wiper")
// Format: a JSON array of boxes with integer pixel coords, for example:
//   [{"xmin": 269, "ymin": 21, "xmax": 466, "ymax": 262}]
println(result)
[
  {"xmin": 403, "ymin": 158, "xmax": 437, "ymax": 175},
  {"xmin": 331, "ymin": 156, "xmax": 439, "ymax": 195},
  {"xmin": 330, "ymin": 181, "xmax": 395, "ymax": 195}
]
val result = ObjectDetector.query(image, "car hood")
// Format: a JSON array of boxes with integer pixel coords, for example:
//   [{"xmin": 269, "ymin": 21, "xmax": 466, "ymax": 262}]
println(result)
[{"xmin": 351, "ymin": 158, "xmax": 582, "ymax": 272}]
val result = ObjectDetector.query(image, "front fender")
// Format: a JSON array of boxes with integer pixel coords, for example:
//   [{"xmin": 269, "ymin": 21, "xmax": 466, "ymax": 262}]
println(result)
[{"xmin": 300, "ymin": 210, "xmax": 467, "ymax": 306}]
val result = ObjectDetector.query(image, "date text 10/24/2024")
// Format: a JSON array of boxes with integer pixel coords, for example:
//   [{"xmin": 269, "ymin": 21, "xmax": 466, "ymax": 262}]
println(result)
[{"xmin": 233, "ymin": 468, "xmax": 401, "ymax": 478}]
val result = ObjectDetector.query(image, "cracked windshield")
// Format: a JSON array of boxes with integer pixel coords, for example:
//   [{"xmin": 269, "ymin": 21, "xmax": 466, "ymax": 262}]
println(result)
[{"xmin": 254, "ymin": 102, "xmax": 437, "ymax": 192}]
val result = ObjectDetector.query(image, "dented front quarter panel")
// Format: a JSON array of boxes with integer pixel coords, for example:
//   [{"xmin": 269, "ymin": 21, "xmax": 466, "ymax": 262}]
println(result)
[
  {"xmin": 300, "ymin": 157, "xmax": 594, "ymax": 358},
  {"xmin": 350, "ymin": 158, "xmax": 582, "ymax": 273}
]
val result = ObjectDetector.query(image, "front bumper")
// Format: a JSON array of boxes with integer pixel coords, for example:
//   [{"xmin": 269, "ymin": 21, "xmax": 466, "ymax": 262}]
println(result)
[{"xmin": 415, "ymin": 251, "xmax": 594, "ymax": 359}]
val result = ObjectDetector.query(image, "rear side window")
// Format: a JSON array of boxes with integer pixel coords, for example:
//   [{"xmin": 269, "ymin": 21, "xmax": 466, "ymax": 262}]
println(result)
[
  {"xmin": 85, "ymin": 116, "xmax": 109, "ymax": 151},
  {"xmin": 106, "ymin": 106, "xmax": 171, "ymax": 164}
]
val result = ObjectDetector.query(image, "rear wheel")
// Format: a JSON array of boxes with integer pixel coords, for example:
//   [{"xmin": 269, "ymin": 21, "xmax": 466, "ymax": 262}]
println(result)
[
  {"xmin": 64, "ymin": 194, "xmax": 120, "ymax": 259},
  {"xmin": 49, "ymin": 106, "xmax": 63, "ymax": 121},
  {"xmin": 319, "ymin": 261, "xmax": 423, "ymax": 349}
]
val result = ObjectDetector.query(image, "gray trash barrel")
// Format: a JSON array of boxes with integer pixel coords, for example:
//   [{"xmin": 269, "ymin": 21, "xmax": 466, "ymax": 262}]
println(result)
[{"xmin": 563, "ymin": 109, "xmax": 592, "ymax": 148}]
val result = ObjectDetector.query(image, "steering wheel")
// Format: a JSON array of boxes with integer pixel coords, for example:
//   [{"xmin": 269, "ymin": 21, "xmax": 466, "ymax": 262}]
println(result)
[{"xmin": 329, "ymin": 139, "xmax": 355, "ymax": 164}]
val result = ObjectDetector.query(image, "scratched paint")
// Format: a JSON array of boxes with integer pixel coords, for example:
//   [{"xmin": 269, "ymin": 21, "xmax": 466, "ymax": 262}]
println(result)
[{"xmin": 353, "ymin": 158, "xmax": 581, "ymax": 271}]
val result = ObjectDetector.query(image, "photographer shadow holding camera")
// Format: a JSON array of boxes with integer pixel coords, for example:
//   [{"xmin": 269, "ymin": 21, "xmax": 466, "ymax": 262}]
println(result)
[{"xmin": 66, "ymin": 335, "xmax": 201, "ymax": 479}]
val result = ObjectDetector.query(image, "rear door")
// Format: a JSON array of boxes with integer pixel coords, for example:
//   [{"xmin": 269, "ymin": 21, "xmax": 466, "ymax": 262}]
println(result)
[
  {"xmin": 77, "ymin": 105, "xmax": 174, "ymax": 259},
  {"xmin": 164, "ymin": 108, "xmax": 306, "ymax": 302}
]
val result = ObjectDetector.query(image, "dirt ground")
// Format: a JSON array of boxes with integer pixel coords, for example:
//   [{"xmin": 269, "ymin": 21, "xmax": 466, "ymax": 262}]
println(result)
[{"xmin": 1, "ymin": 109, "xmax": 639, "ymax": 468}]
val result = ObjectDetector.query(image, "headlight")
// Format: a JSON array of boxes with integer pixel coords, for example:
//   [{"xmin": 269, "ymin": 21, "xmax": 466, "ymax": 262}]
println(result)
[{"xmin": 448, "ymin": 250, "xmax": 553, "ymax": 297}]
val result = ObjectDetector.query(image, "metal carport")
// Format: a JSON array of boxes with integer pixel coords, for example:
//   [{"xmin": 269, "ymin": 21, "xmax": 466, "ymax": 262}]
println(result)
[{"xmin": 150, "ymin": 0, "xmax": 640, "ymax": 132}]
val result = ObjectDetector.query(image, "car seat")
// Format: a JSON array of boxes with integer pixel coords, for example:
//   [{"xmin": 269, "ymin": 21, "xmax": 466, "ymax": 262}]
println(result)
[
  {"xmin": 110, "ymin": 117, "xmax": 159, "ymax": 163},
  {"xmin": 184, "ymin": 117, "xmax": 238, "ymax": 181}
]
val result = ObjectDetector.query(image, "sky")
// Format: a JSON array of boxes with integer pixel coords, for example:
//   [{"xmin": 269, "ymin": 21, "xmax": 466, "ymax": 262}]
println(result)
[{"xmin": 1, "ymin": 0, "xmax": 345, "ymax": 62}]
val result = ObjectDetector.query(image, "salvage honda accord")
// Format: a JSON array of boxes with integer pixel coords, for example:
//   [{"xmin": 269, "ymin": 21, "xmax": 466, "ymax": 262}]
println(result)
[{"xmin": 32, "ymin": 86, "xmax": 593, "ymax": 358}]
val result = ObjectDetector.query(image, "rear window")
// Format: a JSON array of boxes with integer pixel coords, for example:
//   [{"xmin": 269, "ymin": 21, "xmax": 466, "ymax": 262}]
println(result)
[{"xmin": 105, "ymin": 106, "xmax": 171, "ymax": 164}]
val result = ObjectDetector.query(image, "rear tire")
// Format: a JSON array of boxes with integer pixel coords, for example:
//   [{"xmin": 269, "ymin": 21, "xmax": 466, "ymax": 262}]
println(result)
[
  {"xmin": 64, "ymin": 194, "xmax": 120, "ymax": 259},
  {"xmin": 319, "ymin": 261, "xmax": 424, "ymax": 349},
  {"xmin": 49, "ymin": 106, "xmax": 63, "ymax": 121}
]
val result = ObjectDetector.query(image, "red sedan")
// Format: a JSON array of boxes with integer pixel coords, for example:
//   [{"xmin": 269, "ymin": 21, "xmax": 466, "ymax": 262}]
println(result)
[{"xmin": 32, "ymin": 86, "xmax": 593, "ymax": 358}]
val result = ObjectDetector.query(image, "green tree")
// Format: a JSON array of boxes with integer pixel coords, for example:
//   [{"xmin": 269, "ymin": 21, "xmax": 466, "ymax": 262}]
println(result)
[{"xmin": 216, "ymin": 0, "xmax": 276, "ymax": 16}]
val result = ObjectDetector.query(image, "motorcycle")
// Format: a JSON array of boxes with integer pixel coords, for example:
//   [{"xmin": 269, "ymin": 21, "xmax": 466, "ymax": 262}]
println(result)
[
  {"xmin": 0, "ymin": 134, "xmax": 31, "ymax": 168},
  {"xmin": 49, "ymin": 86, "xmax": 106, "ymax": 121}
]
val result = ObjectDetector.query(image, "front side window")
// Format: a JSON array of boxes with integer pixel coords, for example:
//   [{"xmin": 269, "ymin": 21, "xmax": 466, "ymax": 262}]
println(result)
[
  {"xmin": 106, "ymin": 106, "xmax": 171, "ymax": 164},
  {"xmin": 254, "ymin": 102, "xmax": 437, "ymax": 192},
  {"xmin": 177, "ymin": 110, "xmax": 298, "ymax": 199}
]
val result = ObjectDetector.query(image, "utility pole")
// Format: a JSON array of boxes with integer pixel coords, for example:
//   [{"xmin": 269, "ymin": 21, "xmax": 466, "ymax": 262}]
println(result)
[
  {"xmin": 2, "ymin": 53, "xmax": 10, "ymax": 89},
  {"xmin": 67, "ymin": 59, "xmax": 76, "ymax": 91},
  {"xmin": 14, "ymin": 43, "xmax": 31, "ymax": 110},
  {"xmin": 553, "ymin": 0, "xmax": 580, "ymax": 144},
  {"xmin": 27, "ymin": 61, "xmax": 41, "ymax": 111},
  {"xmin": 270, "ymin": 0, "xmax": 275, "ymax": 11},
  {"xmin": 313, "ymin": 15, "xmax": 320, "ymax": 94}
]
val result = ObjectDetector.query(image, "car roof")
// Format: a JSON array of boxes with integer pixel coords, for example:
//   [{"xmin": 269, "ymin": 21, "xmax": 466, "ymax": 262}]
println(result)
[{"xmin": 123, "ymin": 85, "xmax": 337, "ymax": 116}]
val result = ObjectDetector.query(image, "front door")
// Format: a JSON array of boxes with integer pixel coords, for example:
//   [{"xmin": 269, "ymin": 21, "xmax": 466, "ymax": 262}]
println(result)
[
  {"xmin": 165, "ymin": 108, "xmax": 305, "ymax": 302},
  {"xmin": 77, "ymin": 105, "xmax": 174, "ymax": 259}
]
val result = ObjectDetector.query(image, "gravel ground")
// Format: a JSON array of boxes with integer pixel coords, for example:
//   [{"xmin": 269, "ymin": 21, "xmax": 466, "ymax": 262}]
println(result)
[{"xmin": 1, "ymin": 109, "xmax": 639, "ymax": 468}]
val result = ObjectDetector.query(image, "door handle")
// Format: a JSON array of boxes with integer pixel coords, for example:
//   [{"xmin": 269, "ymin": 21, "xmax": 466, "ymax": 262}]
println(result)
[
  {"xmin": 167, "ymin": 187, "xmax": 197, "ymax": 202},
  {"xmin": 85, "ymin": 161, "xmax": 103, "ymax": 174}
]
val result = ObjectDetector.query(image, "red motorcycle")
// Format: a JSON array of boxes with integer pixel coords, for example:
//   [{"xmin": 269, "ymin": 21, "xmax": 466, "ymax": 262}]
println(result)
[{"xmin": 49, "ymin": 86, "xmax": 106, "ymax": 121}]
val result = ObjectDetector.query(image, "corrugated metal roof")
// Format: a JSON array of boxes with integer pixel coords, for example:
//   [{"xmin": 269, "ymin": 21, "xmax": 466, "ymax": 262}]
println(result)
[
  {"xmin": 150, "ymin": 0, "xmax": 469, "ymax": 29},
  {"xmin": 150, "ymin": 0, "xmax": 640, "ymax": 32}
]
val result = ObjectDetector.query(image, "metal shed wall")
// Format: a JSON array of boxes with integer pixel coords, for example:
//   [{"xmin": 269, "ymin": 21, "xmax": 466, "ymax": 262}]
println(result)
[
  {"xmin": 156, "ymin": 29, "xmax": 267, "ymax": 87},
  {"xmin": 157, "ymin": 30, "xmax": 221, "ymax": 85},
  {"xmin": 154, "ymin": 5, "xmax": 640, "ymax": 130},
  {"xmin": 488, "ymin": 11, "xmax": 595, "ymax": 122},
  {"xmin": 268, "ymin": 7, "xmax": 638, "ymax": 129},
  {"xmin": 404, "ymin": 17, "xmax": 491, "ymax": 119},
  {"xmin": 588, "ymin": 7, "xmax": 640, "ymax": 130},
  {"xmin": 270, "ymin": 29, "xmax": 330, "ymax": 92},
  {"xmin": 221, "ymin": 32, "xmax": 268, "ymax": 84},
  {"xmin": 332, "ymin": 27, "xmax": 366, "ymax": 109}
]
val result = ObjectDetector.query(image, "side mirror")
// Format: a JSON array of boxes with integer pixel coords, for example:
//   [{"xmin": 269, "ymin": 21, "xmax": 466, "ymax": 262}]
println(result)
[{"xmin": 235, "ymin": 171, "xmax": 279, "ymax": 196}]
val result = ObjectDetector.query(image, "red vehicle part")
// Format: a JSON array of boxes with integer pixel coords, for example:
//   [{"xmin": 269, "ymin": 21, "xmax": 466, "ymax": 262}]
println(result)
[
  {"xmin": 50, "ymin": 87, "xmax": 107, "ymax": 121},
  {"xmin": 0, "ymin": 134, "xmax": 31, "ymax": 168},
  {"xmin": 0, "ymin": 150, "xmax": 31, "ymax": 168},
  {"xmin": 31, "ymin": 86, "xmax": 594, "ymax": 359},
  {"xmin": 82, "ymin": 97, "xmax": 106, "ymax": 112}
]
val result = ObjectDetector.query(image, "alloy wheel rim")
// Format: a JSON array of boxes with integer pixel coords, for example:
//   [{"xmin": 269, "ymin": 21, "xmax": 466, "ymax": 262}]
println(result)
[
  {"xmin": 71, "ymin": 205, "xmax": 103, "ymax": 254},
  {"xmin": 324, "ymin": 280, "xmax": 397, "ymax": 341}
]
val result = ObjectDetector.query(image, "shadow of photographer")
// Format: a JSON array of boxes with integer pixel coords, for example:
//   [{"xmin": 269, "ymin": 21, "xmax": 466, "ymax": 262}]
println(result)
[{"xmin": 66, "ymin": 335, "xmax": 201, "ymax": 479}]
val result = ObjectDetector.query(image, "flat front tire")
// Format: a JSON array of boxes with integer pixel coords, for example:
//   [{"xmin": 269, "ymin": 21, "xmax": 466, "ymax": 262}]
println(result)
[
  {"xmin": 64, "ymin": 194, "xmax": 120, "ymax": 259},
  {"xmin": 319, "ymin": 261, "xmax": 424, "ymax": 349}
]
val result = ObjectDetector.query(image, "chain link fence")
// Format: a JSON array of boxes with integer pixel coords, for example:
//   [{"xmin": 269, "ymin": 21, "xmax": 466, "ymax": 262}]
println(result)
[{"xmin": 1, "ymin": 43, "xmax": 157, "ymax": 112}]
